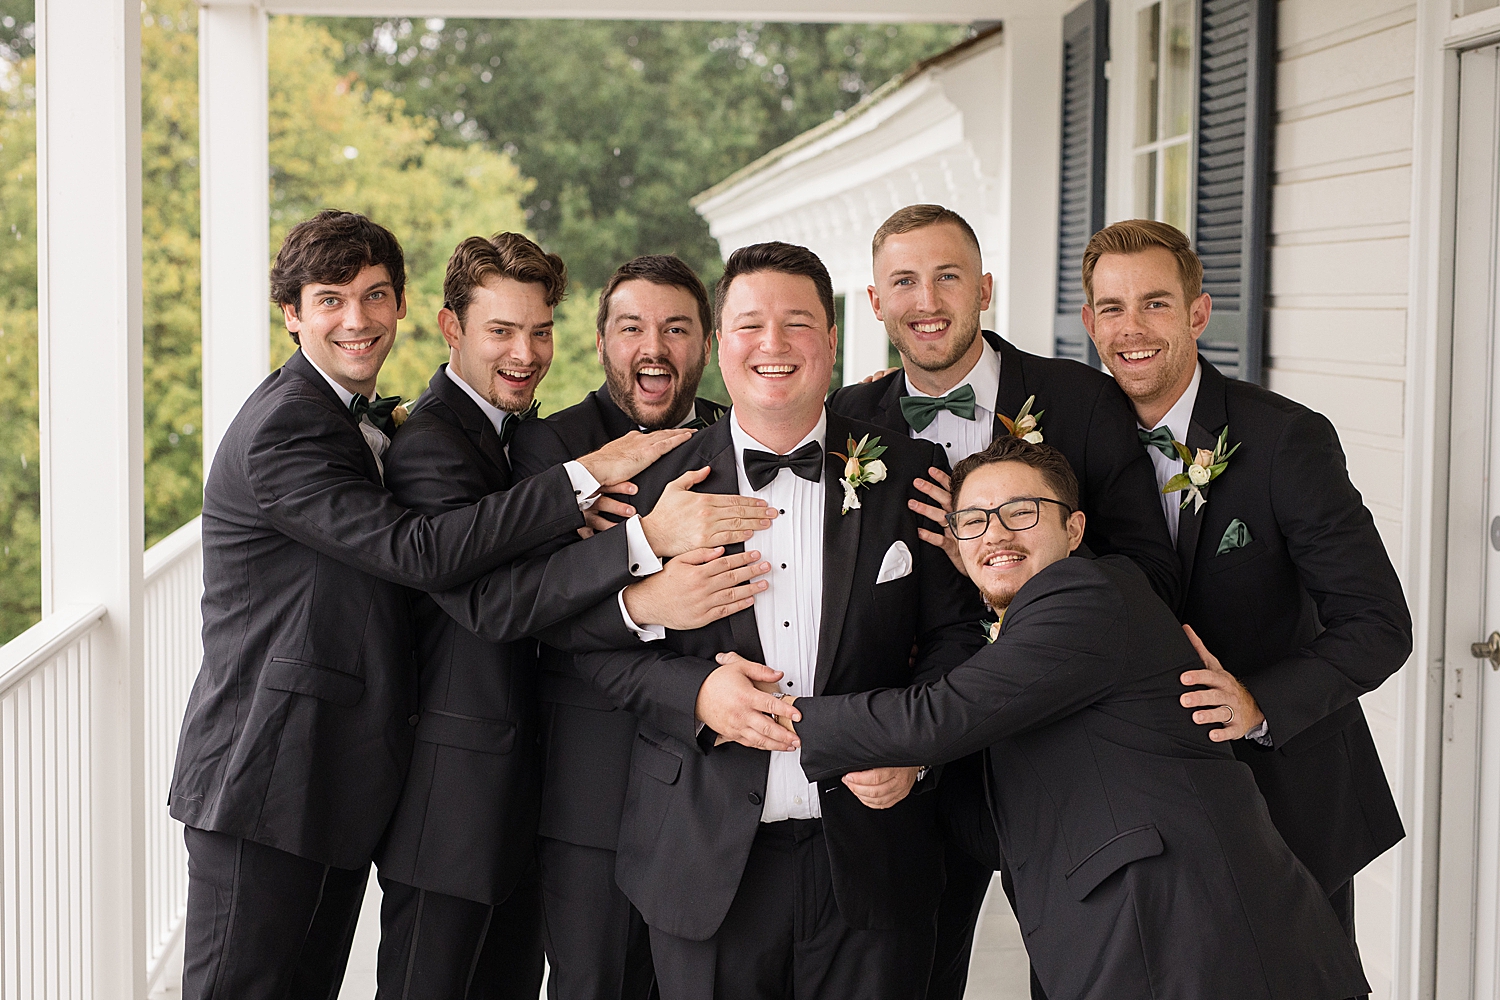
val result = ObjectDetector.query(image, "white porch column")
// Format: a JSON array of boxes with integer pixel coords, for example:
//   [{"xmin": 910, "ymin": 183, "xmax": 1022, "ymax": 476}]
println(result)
[
  {"xmin": 997, "ymin": 14, "xmax": 1063, "ymax": 356},
  {"xmin": 34, "ymin": 0, "xmax": 147, "ymax": 995},
  {"xmin": 842, "ymin": 277, "xmax": 889, "ymax": 387},
  {"xmin": 200, "ymin": 1, "xmax": 270, "ymax": 468}
]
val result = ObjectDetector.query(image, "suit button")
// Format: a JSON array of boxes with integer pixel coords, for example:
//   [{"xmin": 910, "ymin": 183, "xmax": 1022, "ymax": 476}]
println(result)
[
  {"xmin": 748, "ymin": 791, "xmax": 763, "ymax": 806},
  {"xmin": 408, "ymin": 714, "xmax": 420, "ymax": 726}
]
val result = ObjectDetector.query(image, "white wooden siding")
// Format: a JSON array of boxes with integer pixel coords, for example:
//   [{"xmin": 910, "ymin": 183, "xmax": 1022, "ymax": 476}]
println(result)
[{"xmin": 1269, "ymin": 4, "xmax": 1419, "ymax": 998}]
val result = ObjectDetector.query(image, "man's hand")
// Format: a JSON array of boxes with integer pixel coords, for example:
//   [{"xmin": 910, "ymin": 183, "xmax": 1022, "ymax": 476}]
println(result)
[
  {"xmin": 908, "ymin": 466, "xmax": 965, "ymax": 576},
  {"xmin": 641, "ymin": 467, "xmax": 776, "ymax": 558},
  {"xmin": 578, "ymin": 485, "xmax": 637, "ymax": 536},
  {"xmin": 698, "ymin": 652, "xmax": 801, "ymax": 752},
  {"xmin": 1180, "ymin": 624, "xmax": 1265, "ymax": 741},
  {"xmin": 577, "ymin": 428, "xmax": 695, "ymax": 487},
  {"xmin": 860, "ymin": 366, "xmax": 901, "ymax": 384},
  {"xmin": 622, "ymin": 547, "xmax": 771, "ymax": 630},
  {"xmin": 842, "ymin": 767, "xmax": 920, "ymax": 809}
]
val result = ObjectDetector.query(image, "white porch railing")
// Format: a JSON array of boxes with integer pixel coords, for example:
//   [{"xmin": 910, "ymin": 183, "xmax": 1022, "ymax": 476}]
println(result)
[
  {"xmin": 142, "ymin": 517, "xmax": 202, "ymax": 990},
  {"xmin": 0, "ymin": 516, "xmax": 203, "ymax": 1000},
  {"xmin": 0, "ymin": 602, "xmax": 107, "ymax": 999}
]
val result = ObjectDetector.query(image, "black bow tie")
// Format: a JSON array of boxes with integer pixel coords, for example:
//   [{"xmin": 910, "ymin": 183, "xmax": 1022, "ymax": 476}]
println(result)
[
  {"xmin": 498, "ymin": 399, "xmax": 540, "ymax": 448},
  {"xmin": 349, "ymin": 392, "xmax": 402, "ymax": 433},
  {"xmin": 743, "ymin": 441, "xmax": 823, "ymax": 491}
]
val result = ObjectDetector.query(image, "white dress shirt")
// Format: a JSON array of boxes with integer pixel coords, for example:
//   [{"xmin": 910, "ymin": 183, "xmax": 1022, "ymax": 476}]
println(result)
[
  {"xmin": 904, "ymin": 338, "xmax": 1002, "ymax": 467},
  {"xmin": 728, "ymin": 407, "xmax": 826, "ymax": 823},
  {"xmin": 442, "ymin": 365, "xmax": 662, "ymax": 580},
  {"xmin": 1140, "ymin": 360, "xmax": 1202, "ymax": 546}
]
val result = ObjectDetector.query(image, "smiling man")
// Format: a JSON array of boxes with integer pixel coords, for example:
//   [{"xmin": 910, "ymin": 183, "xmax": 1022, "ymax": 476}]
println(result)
[
  {"xmin": 570, "ymin": 242, "xmax": 985, "ymax": 1000},
  {"xmin": 784, "ymin": 435, "xmax": 1371, "ymax": 1000},
  {"xmin": 1080, "ymin": 219, "xmax": 1411, "ymax": 967},
  {"xmin": 827, "ymin": 204, "xmax": 1180, "ymax": 1000},
  {"xmin": 170, "ymin": 212, "xmax": 695, "ymax": 1000}
]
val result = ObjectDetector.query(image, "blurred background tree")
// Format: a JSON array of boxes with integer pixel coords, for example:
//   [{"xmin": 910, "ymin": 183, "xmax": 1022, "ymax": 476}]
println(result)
[{"xmin": 0, "ymin": 4, "xmax": 968, "ymax": 640}]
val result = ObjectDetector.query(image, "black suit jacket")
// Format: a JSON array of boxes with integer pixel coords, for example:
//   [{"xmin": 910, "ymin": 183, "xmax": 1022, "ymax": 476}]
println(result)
[
  {"xmin": 828, "ymin": 331, "xmax": 1180, "ymax": 610},
  {"xmin": 170, "ymin": 350, "xmax": 589, "ymax": 869},
  {"xmin": 796, "ymin": 556, "xmax": 1369, "ymax": 1000},
  {"xmin": 572, "ymin": 410, "xmax": 987, "ymax": 941},
  {"xmin": 375, "ymin": 366, "xmax": 644, "ymax": 904},
  {"xmin": 1170, "ymin": 358, "xmax": 1410, "ymax": 891},
  {"xmin": 509, "ymin": 385, "xmax": 728, "ymax": 851}
]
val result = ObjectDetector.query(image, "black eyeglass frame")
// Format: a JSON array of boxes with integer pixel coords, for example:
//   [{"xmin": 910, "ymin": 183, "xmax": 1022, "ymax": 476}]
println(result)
[{"xmin": 945, "ymin": 497, "xmax": 1074, "ymax": 540}]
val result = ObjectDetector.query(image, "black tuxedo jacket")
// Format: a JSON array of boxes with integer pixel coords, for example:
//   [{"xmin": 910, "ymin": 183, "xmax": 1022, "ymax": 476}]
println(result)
[
  {"xmin": 572, "ymin": 410, "xmax": 987, "ymax": 941},
  {"xmin": 170, "ymin": 350, "xmax": 589, "ymax": 869},
  {"xmin": 375, "ymin": 366, "xmax": 643, "ymax": 904},
  {"xmin": 1171, "ymin": 358, "xmax": 1410, "ymax": 891},
  {"xmin": 796, "ymin": 556, "xmax": 1369, "ymax": 1000},
  {"xmin": 509, "ymin": 385, "xmax": 728, "ymax": 851},
  {"xmin": 828, "ymin": 331, "xmax": 1180, "ymax": 610}
]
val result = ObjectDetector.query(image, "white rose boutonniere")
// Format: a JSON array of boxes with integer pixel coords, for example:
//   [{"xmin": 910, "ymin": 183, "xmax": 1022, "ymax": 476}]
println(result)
[
  {"xmin": 1162, "ymin": 427, "xmax": 1240, "ymax": 514},
  {"xmin": 832, "ymin": 433, "xmax": 888, "ymax": 514},
  {"xmin": 999, "ymin": 395, "xmax": 1045, "ymax": 444}
]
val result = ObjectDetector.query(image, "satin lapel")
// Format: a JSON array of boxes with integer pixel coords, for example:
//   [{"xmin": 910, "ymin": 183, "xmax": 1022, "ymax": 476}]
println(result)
[
  {"xmin": 695, "ymin": 422, "xmax": 766, "ymax": 664},
  {"xmin": 815, "ymin": 412, "xmax": 862, "ymax": 695},
  {"xmin": 874, "ymin": 372, "xmax": 911, "ymax": 435},
  {"xmin": 991, "ymin": 334, "xmax": 1029, "ymax": 442},
  {"xmin": 428, "ymin": 365, "xmax": 511, "ymax": 482},
  {"xmin": 284, "ymin": 351, "xmax": 385, "ymax": 484},
  {"xmin": 1178, "ymin": 356, "xmax": 1229, "ymax": 585}
]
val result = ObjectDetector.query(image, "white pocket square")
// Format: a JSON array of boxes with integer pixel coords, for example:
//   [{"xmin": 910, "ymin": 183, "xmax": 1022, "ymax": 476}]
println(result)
[{"xmin": 876, "ymin": 540, "xmax": 914, "ymax": 584}]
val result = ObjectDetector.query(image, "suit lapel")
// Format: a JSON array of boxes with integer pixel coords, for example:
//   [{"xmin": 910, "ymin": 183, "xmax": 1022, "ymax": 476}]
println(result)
[
  {"xmin": 815, "ymin": 412, "xmax": 862, "ymax": 695},
  {"xmin": 1178, "ymin": 357, "xmax": 1229, "ymax": 584},
  {"xmin": 691, "ymin": 420, "xmax": 767, "ymax": 664},
  {"xmin": 990, "ymin": 332, "xmax": 1029, "ymax": 441},
  {"xmin": 872, "ymin": 370, "xmax": 912, "ymax": 435},
  {"xmin": 428, "ymin": 364, "xmax": 512, "ymax": 482},
  {"xmin": 283, "ymin": 350, "xmax": 384, "ymax": 484}
]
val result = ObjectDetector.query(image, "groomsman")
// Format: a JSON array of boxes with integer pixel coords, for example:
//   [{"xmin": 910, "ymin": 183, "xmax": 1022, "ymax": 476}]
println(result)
[
  {"xmin": 1080, "ymin": 218, "xmax": 1411, "ymax": 954},
  {"xmin": 170, "ymin": 212, "xmax": 689, "ymax": 1000},
  {"xmin": 784, "ymin": 435, "xmax": 1370, "ymax": 1000},
  {"xmin": 376, "ymin": 236, "xmax": 772, "ymax": 998},
  {"xmin": 572, "ymin": 242, "xmax": 986, "ymax": 999},
  {"xmin": 827, "ymin": 204, "xmax": 1180, "ymax": 1000},
  {"xmin": 509, "ymin": 255, "xmax": 764, "ymax": 1000}
]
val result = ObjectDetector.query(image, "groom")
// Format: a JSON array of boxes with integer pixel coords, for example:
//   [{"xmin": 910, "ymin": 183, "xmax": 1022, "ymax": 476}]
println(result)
[{"xmin": 573, "ymin": 241, "xmax": 985, "ymax": 999}]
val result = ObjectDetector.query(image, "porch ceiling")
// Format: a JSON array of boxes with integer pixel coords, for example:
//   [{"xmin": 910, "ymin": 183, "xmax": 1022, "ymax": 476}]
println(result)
[{"xmin": 245, "ymin": 0, "xmax": 1072, "ymax": 23}]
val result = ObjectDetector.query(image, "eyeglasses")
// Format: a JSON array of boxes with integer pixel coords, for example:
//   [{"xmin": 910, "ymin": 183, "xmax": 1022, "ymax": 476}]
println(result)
[{"xmin": 945, "ymin": 497, "xmax": 1073, "ymax": 540}]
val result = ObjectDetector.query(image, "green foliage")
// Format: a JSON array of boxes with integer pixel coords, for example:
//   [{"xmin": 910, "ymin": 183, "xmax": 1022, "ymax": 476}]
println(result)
[
  {"xmin": 318, "ymin": 19, "xmax": 972, "ymax": 291},
  {"xmin": 0, "ymin": 57, "xmax": 41, "ymax": 640}
]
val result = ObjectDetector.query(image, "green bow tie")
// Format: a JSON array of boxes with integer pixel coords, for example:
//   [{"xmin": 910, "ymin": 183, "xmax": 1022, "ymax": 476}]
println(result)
[
  {"xmin": 683, "ymin": 415, "xmax": 710, "ymax": 431},
  {"xmin": 900, "ymin": 383, "xmax": 977, "ymax": 432},
  {"xmin": 499, "ymin": 399, "xmax": 540, "ymax": 448},
  {"xmin": 1138, "ymin": 425, "xmax": 1178, "ymax": 460},
  {"xmin": 349, "ymin": 393, "xmax": 402, "ymax": 433}
]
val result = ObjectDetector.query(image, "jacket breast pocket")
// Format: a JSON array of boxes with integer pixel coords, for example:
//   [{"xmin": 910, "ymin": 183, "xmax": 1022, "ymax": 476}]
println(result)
[
  {"xmin": 1064, "ymin": 824, "xmax": 1164, "ymax": 901},
  {"xmin": 1205, "ymin": 536, "xmax": 1269, "ymax": 575},
  {"xmin": 414, "ymin": 710, "xmax": 516, "ymax": 755},
  {"xmin": 261, "ymin": 657, "xmax": 364, "ymax": 707},
  {"xmin": 633, "ymin": 735, "xmax": 682, "ymax": 785}
]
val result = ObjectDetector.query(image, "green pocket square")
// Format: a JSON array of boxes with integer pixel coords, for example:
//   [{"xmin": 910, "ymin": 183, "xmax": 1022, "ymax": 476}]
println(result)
[{"xmin": 1217, "ymin": 518, "xmax": 1252, "ymax": 556}]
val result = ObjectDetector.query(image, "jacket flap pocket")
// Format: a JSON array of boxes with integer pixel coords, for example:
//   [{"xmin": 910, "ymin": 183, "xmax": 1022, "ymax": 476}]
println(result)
[
  {"xmin": 415, "ymin": 711, "xmax": 516, "ymax": 754},
  {"xmin": 262, "ymin": 657, "xmax": 364, "ymax": 707},
  {"xmin": 1064, "ymin": 824, "xmax": 1163, "ymax": 901},
  {"xmin": 1205, "ymin": 536, "xmax": 1268, "ymax": 574},
  {"xmin": 634, "ymin": 736, "xmax": 682, "ymax": 785}
]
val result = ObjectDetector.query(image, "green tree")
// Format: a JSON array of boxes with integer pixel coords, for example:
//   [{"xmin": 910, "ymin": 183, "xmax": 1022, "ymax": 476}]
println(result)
[{"xmin": 320, "ymin": 19, "xmax": 972, "ymax": 291}]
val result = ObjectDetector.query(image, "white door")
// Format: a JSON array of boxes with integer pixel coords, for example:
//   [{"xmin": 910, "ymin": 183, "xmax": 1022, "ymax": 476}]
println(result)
[{"xmin": 1437, "ymin": 40, "xmax": 1500, "ymax": 1000}]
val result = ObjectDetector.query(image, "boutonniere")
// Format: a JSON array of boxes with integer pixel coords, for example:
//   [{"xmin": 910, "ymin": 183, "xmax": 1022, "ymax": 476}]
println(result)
[
  {"xmin": 982, "ymin": 611, "xmax": 1005, "ymax": 643},
  {"xmin": 391, "ymin": 403, "xmax": 409, "ymax": 429},
  {"xmin": 1162, "ymin": 427, "xmax": 1240, "ymax": 514},
  {"xmin": 832, "ymin": 433, "xmax": 887, "ymax": 514},
  {"xmin": 999, "ymin": 395, "xmax": 1044, "ymax": 443}
]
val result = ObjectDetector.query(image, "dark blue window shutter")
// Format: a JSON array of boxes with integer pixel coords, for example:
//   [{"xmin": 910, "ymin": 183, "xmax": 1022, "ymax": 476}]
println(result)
[
  {"xmin": 1054, "ymin": 0, "xmax": 1109, "ymax": 366},
  {"xmin": 1193, "ymin": 0, "xmax": 1275, "ymax": 383}
]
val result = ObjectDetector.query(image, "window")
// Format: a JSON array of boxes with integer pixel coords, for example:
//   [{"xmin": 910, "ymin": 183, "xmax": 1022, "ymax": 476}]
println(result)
[{"xmin": 1132, "ymin": 0, "xmax": 1195, "ymax": 233}]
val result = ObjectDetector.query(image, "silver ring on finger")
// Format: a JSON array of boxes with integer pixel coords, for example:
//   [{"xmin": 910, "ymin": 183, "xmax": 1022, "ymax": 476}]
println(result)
[{"xmin": 1224, "ymin": 705, "xmax": 1234, "ymax": 725}]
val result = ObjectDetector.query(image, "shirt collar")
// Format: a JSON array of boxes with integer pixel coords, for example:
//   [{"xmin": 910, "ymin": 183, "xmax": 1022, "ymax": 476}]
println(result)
[
  {"xmin": 1145, "ymin": 359, "xmax": 1202, "ymax": 444},
  {"xmin": 302, "ymin": 353, "xmax": 358, "ymax": 409},
  {"xmin": 446, "ymin": 364, "xmax": 522, "ymax": 438},
  {"xmin": 728, "ymin": 406, "xmax": 827, "ymax": 462},
  {"xmin": 904, "ymin": 335, "xmax": 1000, "ymax": 411}
]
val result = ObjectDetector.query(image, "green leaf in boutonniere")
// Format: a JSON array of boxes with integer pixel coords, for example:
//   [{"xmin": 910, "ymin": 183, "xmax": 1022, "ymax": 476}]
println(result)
[
  {"xmin": 998, "ymin": 394, "xmax": 1045, "ymax": 444},
  {"xmin": 830, "ymin": 433, "xmax": 888, "ymax": 514},
  {"xmin": 1161, "ymin": 426, "xmax": 1240, "ymax": 514},
  {"xmin": 982, "ymin": 613, "xmax": 1004, "ymax": 644}
]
